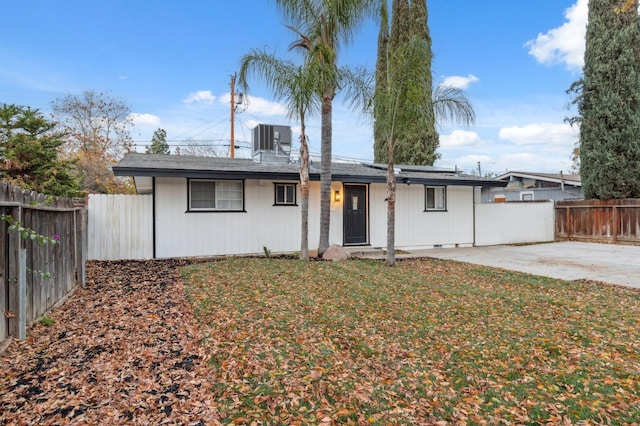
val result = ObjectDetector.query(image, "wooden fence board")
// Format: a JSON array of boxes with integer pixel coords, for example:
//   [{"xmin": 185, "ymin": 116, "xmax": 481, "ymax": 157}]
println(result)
[
  {"xmin": 0, "ymin": 182, "xmax": 87, "ymax": 348},
  {"xmin": 0, "ymin": 208, "xmax": 8, "ymax": 343},
  {"xmin": 555, "ymin": 199, "xmax": 640, "ymax": 244}
]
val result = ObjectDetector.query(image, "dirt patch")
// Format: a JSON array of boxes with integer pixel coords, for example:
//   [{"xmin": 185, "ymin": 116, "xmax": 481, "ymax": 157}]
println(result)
[
  {"xmin": 536, "ymin": 257, "xmax": 600, "ymax": 272},
  {"xmin": 0, "ymin": 259, "xmax": 223, "ymax": 425}
]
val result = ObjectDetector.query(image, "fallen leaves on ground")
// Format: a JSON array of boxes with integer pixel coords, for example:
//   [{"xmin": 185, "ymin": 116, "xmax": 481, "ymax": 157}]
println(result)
[
  {"xmin": 182, "ymin": 257, "xmax": 640, "ymax": 424},
  {"xmin": 0, "ymin": 259, "xmax": 223, "ymax": 425},
  {"xmin": 2, "ymin": 256, "xmax": 640, "ymax": 425}
]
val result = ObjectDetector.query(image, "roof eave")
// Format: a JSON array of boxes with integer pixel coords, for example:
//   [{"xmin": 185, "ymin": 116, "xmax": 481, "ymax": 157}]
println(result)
[
  {"xmin": 114, "ymin": 166, "xmax": 507, "ymax": 187},
  {"xmin": 113, "ymin": 166, "xmax": 302, "ymax": 181}
]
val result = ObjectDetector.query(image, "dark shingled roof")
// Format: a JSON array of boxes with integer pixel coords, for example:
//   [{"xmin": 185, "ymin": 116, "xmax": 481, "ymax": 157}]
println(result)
[{"xmin": 113, "ymin": 153, "xmax": 506, "ymax": 187}]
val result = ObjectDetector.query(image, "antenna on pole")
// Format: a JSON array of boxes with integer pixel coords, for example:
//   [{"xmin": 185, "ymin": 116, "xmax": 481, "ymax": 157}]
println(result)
[
  {"xmin": 230, "ymin": 73, "xmax": 236, "ymax": 159},
  {"xmin": 229, "ymin": 73, "xmax": 247, "ymax": 159}
]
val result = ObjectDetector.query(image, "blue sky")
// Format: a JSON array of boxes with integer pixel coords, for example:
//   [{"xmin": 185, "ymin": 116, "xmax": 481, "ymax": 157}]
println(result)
[{"xmin": 1, "ymin": 0, "xmax": 587, "ymax": 175}]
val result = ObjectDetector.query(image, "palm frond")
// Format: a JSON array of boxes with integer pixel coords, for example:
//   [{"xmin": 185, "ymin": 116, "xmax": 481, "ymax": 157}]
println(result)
[{"xmin": 432, "ymin": 84, "xmax": 476, "ymax": 128}]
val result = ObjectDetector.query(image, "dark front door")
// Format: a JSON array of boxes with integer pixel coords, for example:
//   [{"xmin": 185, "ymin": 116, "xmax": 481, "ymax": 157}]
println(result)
[{"xmin": 343, "ymin": 184, "xmax": 367, "ymax": 245}]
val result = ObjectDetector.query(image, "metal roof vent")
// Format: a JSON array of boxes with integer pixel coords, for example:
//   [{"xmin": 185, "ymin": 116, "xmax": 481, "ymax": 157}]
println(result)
[{"xmin": 252, "ymin": 124, "xmax": 292, "ymax": 163}]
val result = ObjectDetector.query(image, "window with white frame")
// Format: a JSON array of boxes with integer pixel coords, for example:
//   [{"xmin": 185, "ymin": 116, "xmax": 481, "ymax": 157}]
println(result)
[
  {"xmin": 274, "ymin": 183, "xmax": 297, "ymax": 205},
  {"xmin": 520, "ymin": 191, "xmax": 534, "ymax": 201},
  {"xmin": 425, "ymin": 186, "xmax": 447, "ymax": 211},
  {"xmin": 188, "ymin": 179, "xmax": 243, "ymax": 211}
]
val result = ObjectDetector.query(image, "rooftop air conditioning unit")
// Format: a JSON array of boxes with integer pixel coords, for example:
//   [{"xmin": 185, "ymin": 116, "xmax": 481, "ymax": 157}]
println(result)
[{"xmin": 252, "ymin": 124, "xmax": 292, "ymax": 163}]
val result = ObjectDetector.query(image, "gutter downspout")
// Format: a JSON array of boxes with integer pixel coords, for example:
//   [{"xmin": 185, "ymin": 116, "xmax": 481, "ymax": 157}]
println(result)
[
  {"xmin": 472, "ymin": 186, "xmax": 477, "ymax": 247},
  {"xmin": 152, "ymin": 177, "xmax": 157, "ymax": 259}
]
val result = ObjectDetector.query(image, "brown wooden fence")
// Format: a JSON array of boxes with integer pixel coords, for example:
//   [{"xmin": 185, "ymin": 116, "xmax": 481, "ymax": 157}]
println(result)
[
  {"xmin": 0, "ymin": 182, "xmax": 87, "ymax": 351},
  {"xmin": 555, "ymin": 199, "xmax": 640, "ymax": 244}
]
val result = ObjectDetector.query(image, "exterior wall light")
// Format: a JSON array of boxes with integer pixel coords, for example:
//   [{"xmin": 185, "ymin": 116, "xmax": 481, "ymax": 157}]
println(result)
[{"xmin": 334, "ymin": 190, "xmax": 341, "ymax": 202}]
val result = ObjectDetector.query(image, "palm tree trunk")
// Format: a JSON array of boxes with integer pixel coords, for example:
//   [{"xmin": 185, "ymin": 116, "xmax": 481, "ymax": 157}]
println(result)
[
  {"xmin": 299, "ymin": 125, "xmax": 310, "ymax": 260},
  {"xmin": 318, "ymin": 95, "xmax": 332, "ymax": 256},
  {"xmin": 386, "ymin": 140, "xmax": 396, "ymax": 266}
]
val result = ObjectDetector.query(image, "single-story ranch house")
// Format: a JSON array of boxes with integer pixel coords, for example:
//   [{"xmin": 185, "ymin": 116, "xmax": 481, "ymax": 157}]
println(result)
[{"xmin": 113, "ymin": 151, "xmax": 506, "ymax": 259}]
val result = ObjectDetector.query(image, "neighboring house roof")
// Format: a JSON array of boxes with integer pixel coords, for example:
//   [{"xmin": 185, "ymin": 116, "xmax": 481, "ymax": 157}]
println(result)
[
  {"xmin": 495, "ymin": 171, "xmax": 582, "ymax": 187},
  {"xmin": 114, "ymin": 153, "xmax": 506, "ymax": 193}
]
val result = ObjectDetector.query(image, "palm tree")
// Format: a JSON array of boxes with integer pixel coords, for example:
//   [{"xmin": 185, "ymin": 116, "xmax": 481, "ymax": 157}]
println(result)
[
  {"xmin": 274, "ymin": 0, "xmax": 378, "ymax": 256},
  {"xmin": 238, "ymin": 49, "xmax": 321, "ymax": 260},
  {"xmin": 375, "ymin": 37, "xmax": 475, "ymax": 266},
  {"xmin": 375, "ymin": 37, "xmax": 427, "ymax": 266}
]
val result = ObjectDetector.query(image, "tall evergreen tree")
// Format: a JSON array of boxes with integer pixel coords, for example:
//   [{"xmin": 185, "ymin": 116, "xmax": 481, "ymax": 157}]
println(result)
[
  {"xmin": 374, "ymin": 0, "xmax": 438, "ymax": 165},
  {"xmin": 405, "ymin": 0, "xmax": 438, "ymax": 165},
  {"xmin": 373, "ymin": 1, "xmax": 389, "ymax": 162},
  {"xmin": 372, "ymin": 1, "xmax": 474, "ymax": 265},
  {"xmin": 146, "ymin": 128, "xmax": 170, "ymax": 155},
  {"xmin": 579, "ymin": 0, "xmax": 640, "ymax": 199},
  {"xmin": 390, "ymin": 0, "xmax": 410, "ymax": 48}
]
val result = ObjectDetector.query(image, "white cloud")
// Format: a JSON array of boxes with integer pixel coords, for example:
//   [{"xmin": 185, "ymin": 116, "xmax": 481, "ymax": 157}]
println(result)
[
  {"xmin": 242, "ymin": 118, "xmax": 262, "ymax": 130},
  {"xmin": 183, "ymin": 90, "xmax": 216, "ymax": 104},
  {"xmin": 128, "ymin": 112, "xmax": 161, "ymax": 127},
  {"xmin": 496, "ymin": 152, "xmax": 572, "ymax": 174},
  {"xmin": 441, "ymin": 74, "xmax": 479, "ymax": 90},
  {"xmin": 499, "ymin": 122, "xmax": 578, "ymax": 146},
  {"xmin": 525, "ymin": 0, "xmax": 587, "ymax": 71},
  {"xmin": 224, "ymin": 94, "xmax": 287, "ymax": 116},
  {"xmin": 444, "ymin": 152, "xmax": 571, "ymax": 175},
  {"xmin": 439, "ymin": 130, "xmax": 482, "ymax": 149},
  {"xmin": 498, "ymin": 152, "xmax": 539, "ymax": 165}
]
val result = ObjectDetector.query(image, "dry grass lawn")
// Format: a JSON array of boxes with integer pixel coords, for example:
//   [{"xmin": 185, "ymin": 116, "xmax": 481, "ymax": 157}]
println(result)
[{"xmin": 183, "ymin": 257, "xmax": 640, "ymax": 425}]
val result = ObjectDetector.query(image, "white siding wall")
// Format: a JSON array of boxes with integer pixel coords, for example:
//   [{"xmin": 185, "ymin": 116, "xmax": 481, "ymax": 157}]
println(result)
[
  {"xmin": 306, "ymin": 181, "xmax": 344, "ymax": 248},
  {"xmin": 87, "ymin": 181, "xmax": 556, "ymax": 260},
  {"xmin": 155, "ymin": 177, "xmax": 303, "ymax": 257},
  {"xmin": 329, "ymin": 183, "xmax": 476, "ymax": 250},
  {"xmin": 88, "ymin": 194, "xmax": 153, "ymax": 260},
  {"xmin": 475, "ymin": 201, "xmax": 555, "ymax": 246},
  {"xmin": 369, "ymin": 184, "xmax": 475, "ymax": 249},
  {"xmin": 396, "ymin": 184, "xmax": 474, "ymax": 249}
]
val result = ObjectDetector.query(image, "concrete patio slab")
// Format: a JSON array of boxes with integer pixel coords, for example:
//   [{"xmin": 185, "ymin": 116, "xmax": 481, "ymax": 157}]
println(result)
[{"xmin": 400, "ymin": 242, "xmax": 640, "ymax": 289}]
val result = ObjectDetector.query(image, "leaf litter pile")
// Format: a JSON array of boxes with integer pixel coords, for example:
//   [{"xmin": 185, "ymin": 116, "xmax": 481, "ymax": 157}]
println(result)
[
  {"xmin": 1, "ymin": 257, "xmax": 639, "ymax": 425},
  {"xmin": 1, "ymin": 259, "xmax": 223, "ymax": 425}
]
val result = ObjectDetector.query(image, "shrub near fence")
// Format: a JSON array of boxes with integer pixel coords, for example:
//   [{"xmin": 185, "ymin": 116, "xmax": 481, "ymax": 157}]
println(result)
[
  {"xmin": 0, "ymin": 182, "xmax": 87, "ymax": 349},
  {"xmin": 555, "ymin": 199, "xmax": 640, "ymax": 244}
]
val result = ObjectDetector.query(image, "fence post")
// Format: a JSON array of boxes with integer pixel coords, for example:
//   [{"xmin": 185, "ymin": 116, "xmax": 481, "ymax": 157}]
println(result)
[
  {"xmin": 18, "ymin": 248, "xmax": 26, "ymax": 340},
  {"xmin": 612, "ymin": 205, "xmax": 618, "ymax": 243},
  {"xmin": 7, "ymin": 206, "xmax": 21, "ymax": 339}
]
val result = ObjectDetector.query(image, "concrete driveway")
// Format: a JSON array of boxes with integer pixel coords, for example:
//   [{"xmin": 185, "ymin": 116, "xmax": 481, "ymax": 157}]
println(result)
[{"xmin": 408, "ymin": 241, "xmax": 640, "ymax": 289}]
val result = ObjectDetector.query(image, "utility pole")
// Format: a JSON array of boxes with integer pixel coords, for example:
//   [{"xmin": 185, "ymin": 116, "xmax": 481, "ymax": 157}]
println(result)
[{"xmin": 230, "ymin": 74, "xmax": 236, "ymax": 159}]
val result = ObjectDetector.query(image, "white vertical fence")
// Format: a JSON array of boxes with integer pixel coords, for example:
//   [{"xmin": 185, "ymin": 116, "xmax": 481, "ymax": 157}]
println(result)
[
  {"xmin": 474, "ymin": 200, "xmax": 555, "ymax": 246},
  {"xmin": 88, "ymin": 194, "xmax": 153, "ymax": 260},
  {"xmin": 87, "ymin": 194, "xmax": 556, "ymax": 260}
]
